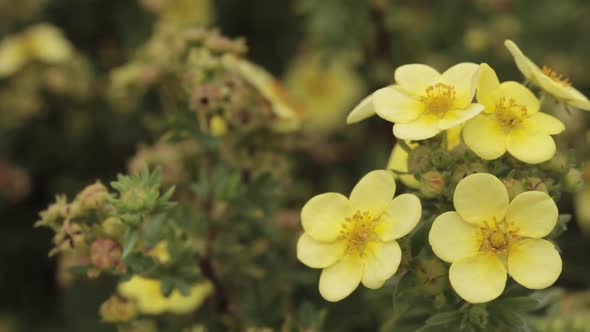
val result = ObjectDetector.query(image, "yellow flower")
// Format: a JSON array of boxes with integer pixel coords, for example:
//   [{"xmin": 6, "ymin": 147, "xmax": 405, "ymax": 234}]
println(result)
[
  {"xmin": 297, "ymin": 170, "xmax": 422, "ymax": 301},
  {"xmin": 222, "ymin": 54, "xmax": 301, "ymax": 132},
  {"xmin": 429, "ymin": 173, "xmax": 562, "ymax": 303},
  {"xmin": 148, "ymin": 241, "xmax": 171, "ymax": 264},
  {"xmin": 161, "ymin": 0, "xmax": 214, "ymax": 27},
  {"xmin": 505, "ymin": 40, "xmax": 590, "ymax": 111},
  {"xmin": 0, "ymin": 23, "xmax": 73, "ymax": 78},
  {"xmin": 118, "ymin": 276, "xmax": 213, "ymax": 314},
  {"xmin": 283, "ymin": 52, "xmax": 364, "ymax": 133},
  {"xmin": 347, "ymin": 63, "xmax": 483, "ymax": 140},
  {"xmin": 463, "ymin": 63, "xmax": 564, "ymax": 164}
]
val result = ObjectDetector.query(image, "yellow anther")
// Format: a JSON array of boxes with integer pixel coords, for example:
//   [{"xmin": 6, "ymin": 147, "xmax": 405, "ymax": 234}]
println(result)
[
  {"xmin": 541, "ymin": 65, "xmax": 571, "ymax": 87},
  {"xmin": 495, "ymin": 97, "xmax": 528, "ymax": 129},
  {"xmin": 420, "ymin": 83, "xmax": 456, "ymax": 116}
]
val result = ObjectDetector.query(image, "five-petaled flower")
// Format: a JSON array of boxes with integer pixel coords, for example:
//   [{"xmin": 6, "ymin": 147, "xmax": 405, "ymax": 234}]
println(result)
[
  {"xmin": 463, "ymin": 63, "xmax": 565, "ymax": 164},
  {"xmin": 505, "ymin": 40, "xmax": 590, "ymax": 111},
  {"xmin": 347, "ymin": 63, "xmax": 483, "ymax": 140},
  {"xmin": 297, "ymin": 170, "xmax": 422, "ymax": 301},
  {"xmin": 429, "ymin": 173, "xmax": 562, "ymax": 303}
]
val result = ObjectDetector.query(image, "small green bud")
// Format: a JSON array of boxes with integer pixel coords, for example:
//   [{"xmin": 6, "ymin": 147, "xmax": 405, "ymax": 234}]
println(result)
[
  {"xmin": 501, "ymin": 177, "xmax": 525, "ymax": 200},
  {"xmin": 77, "ymin": 181, "xmax": 109, "ymax": 211},
  {"xmin": 102, "ymin": 217, "xmax": 126, "ymax": 238},
  {"xmin": 563, "ymin": 168, "xmax": 583, "ymax": 192},
  {"xmin": 524, "ymin": 177, "xmax": 548, "ymax": 193},
  {"xmin": 415, "ymin": 258, "xmax": 448, "ymax": 295},
  {"xmin": 90, "ymin": 238, "xmax": 122, "ymax": 269},
  {"xmin": 407, "ymin": 146, "xmax": 432, "ymax": 173},
  {"xmin": 419, "ymin": 171, "xmax": 445, "ymax": 198}
]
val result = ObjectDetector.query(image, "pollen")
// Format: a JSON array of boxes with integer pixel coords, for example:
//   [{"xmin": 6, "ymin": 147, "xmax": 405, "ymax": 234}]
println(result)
[
  {"xmin": 541, "ymin": 65, "xmax": 571, "ymax": 87},
  {"xmin": 420, "ymin": 83, "xmax": 456, "ymax": 116},
  {"xmin": 339, "ymin": 210, "xmax": 379, "ymax": 256},
  {"xmin": 479, "ymin": 219, "xmax": 519, "ymax": 252},
  {"xmin": 495, "ymin": 97, "xmax": 528, "ymax": 129}
]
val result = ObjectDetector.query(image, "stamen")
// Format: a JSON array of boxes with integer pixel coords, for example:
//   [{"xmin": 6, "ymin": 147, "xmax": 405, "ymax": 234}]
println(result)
[
  {"xmin": 495, "ymin": 97, "xmax": 528, "ymax": 129},
  {"xmin": 339, "ymin": 210, "xmax": 379, "ymax": 256},
  {"xmin": 420, "ymin": 83, "xmax": 456, "ymax": 116},
  {"xmin": 479, "ymin": 219, "xmax": 520, "ymax": 252},
  {"xmin": 541, "ymin": 65, "xmax": 571, "ymax": 87}
]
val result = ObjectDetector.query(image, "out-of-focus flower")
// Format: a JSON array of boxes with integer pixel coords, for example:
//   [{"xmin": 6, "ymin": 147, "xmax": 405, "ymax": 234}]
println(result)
[
  {"xmin": 222, "ymin": 54, "xmax": 301, "ymax": 132},
  {"xmin": 0, "ymin": 162, "xmax": 31, "ymax": 202},
  {"xmin": 297, "ymin": 170, "xmax": 421, "ymax": 301},
  {"xmin": 464, "ymin": 63, "xmax": 564, "ymax": 164},
  {"xmin": 387, "ymin": 142, "xmax": 420, "ymax": 189},
  {"xmin": 347, "ymin": 63, "xmax": 483, "ymax": 140},
  {"xmin": 100, "ymin": 295, "xmax": 137, "ymax": 323},
  {"xmin": 0, "ymin": 23, "xmax": 73, "ymax": 78},
  {"xmin": 505, "ymin": 40, "xmax": 590, "ymax": 111},
  {"xmin": 575, "ymin": 163, "xmax": 590, "ymax": 234},
  {"xmin": 140, "ymin": 0, "xmax": 214, "ymax": 27},
  {"xmin": 118, "ymin": 276, "xmax": 213, "ymax": 314},
  {"xmin": 429, "ymin": 173, "xmax": 561, "ymax": 303},
  {"xmin": 283, "ymin": 52, "xmax": 364, "ymax": 133},
  {"xmin": 90, "ymin": 238, "xmax": 122, "ymax": 270},
  {"xmin": 148, "ymin": 241, "xmax": 171, "ymax": 264}
]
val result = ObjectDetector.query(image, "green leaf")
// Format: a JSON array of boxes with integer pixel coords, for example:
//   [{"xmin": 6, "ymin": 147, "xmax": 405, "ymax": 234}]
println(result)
[
  {"xmin": 122, "ymin": 228, "xmax": 140, "ymax": 259},
  {"xmin": 424, "ymin": 311, "xmax": 461, "ymax": 326},
  {"xmin": 492, "ymin": 297, "xmax": 540, "ymax": 313}
]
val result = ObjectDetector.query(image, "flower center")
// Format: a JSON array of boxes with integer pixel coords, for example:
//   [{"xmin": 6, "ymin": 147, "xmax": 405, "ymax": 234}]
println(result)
[
  {"xmin": 495, "ymin": 97, "xmax": 528, "ymax": 129},
  {"xmin": 479, "ymin": 219, "xmax": 519, "ymax": 252},
  {"xmin": 420, "ymin": 83, "xmax": 456, "ymax": 116},
  {"xmin": 339, "ymin": 210, "xmax": 379, "ymax": 256},
  {"xmin": 541, "ymin": 65, "xmax": 571, "ymax": 87}
]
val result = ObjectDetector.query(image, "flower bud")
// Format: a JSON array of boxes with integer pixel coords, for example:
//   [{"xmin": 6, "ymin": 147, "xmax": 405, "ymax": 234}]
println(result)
[
  {"xmin": 77, "ymin": 182, "xmax": 108, "ymax": 211},
  {"xmin": 407, "ymin": 146, "xmax": 431, "ymax": 173},
  {"xmin": 50, "ymin": 220, "xmax": 85, "ymax": 256},
  {"xmin": 100, "ymin": 295, "xmax": 136, "ymax": 323},
  {"xmin": 419, "ymin": 171, "xmax": 445, "ymax": 198},
  {"xmin": 415, "ymin": 258, "xmax": 447, "ymax": 295},
  {"xmin": 501, "ymin": 177, "xmax": 525, "ymax": 200},
  {"xmin": 90, "ymin": 238, "xmax": 122, "ymax": 269},
  {"xmin": 102, "ymin": 217, "xmax": 126, "ymax": 238},
  {"xmin": 563, "ymin": 168, "xmax": 583, "ymax": 192},
  {"xmin": 524, "ymin": 177, "xmax": 548, "ymax": 193}
]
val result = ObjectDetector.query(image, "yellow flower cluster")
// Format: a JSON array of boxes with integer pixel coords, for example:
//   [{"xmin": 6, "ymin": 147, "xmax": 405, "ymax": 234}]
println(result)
[{"xmin": 347, "ymin": 40, "xmax": 589, "ymax": 165}]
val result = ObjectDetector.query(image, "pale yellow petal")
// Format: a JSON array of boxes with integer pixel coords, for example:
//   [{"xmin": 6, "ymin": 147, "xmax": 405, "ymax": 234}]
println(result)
[
  {"xmin": 393, "ymin": 114, "xmax": 440, "ymax": 140},
  {"xmin": 463, "ymin": 114, "xmax": 507, "ymax": 160},
  {"xmin": 525, "ymin": 112, "xmax": 565, "ymax": 135},
  {"xmin": 450, "ymin": 253, "xmax": 507, "ymax": 303},
  {"xmin": 454, "ymin": 173, "xmax": 509, "ymax": 225},
  {"xmin": 498, "ymin": 81, "xmax": 540, "ymax": 115},
  {"xmin": 437, "ymin": 103, "xmax": 485, "ymax": 130},
  {"xmin": 347, "ymin": 94, "xmax": 376, "ymax": 124},
  {"xmin": 167, "ymin": 282, "xmax": 213, "ymax": 314},
  {"xmin": 0, "ymin": 37, "xmax": 27, "ymax": 78},
  {"xmin": 504, "ymin": 40, "xmax": 539, "ymax": 82},
  {"xmin": 319, "ymin": 253, "xmax": 363, "ymax": 301},
  {"xmin": 27, "ymin": 24, "xmax": 73, "ymax": 63},
  {"xmin": 394, "ymin": 64, "xmax": 441, "ymax": 92},
  {"xmin": 506, "ymin": 191, "xmax": 558, "ymax": 239},
  {"xmin": 534, "ymin": 73, "xmax": 573, "ymax": 100},
  {"xmin": 301, "ymin": 193, "xmax": 351, "ymax": 242},
  {"xmin": 361, "ymin": 241, "xmax": 402, "ymax": 289},
  {"xmin": 375, "ymin": 194, "xmax": 422, "ymax": 241},
  {"xmin": 506, "ymin": 128, "xmax": 556, "ymax": 164},
  {"xmin": 373, "ymin": 85, "xmax": 424, "ymax": 123},
  {"xmin": 508, "ymin": 239, "xmax": 562, "ymax": 289},
  {"xmin": 476, "ymin": 63, "xmax": 501, "ymax": 113},
  {"xmin": 387, "ymin": 142, "xmax": 421, "ymax": 189},
  {"xmin": 297, "ymin": 234, "xmax": 346, "ymax": 268},
  {"xmin": 442, "ymin": 62, "xmax": 480, "ymax": 107},
  {"xmin": 429, "ymin": 212, "xmax": 480, "ymax": 263},
  {"xmin": 565, "ymin": 87, "xmax": 590, "ymax": 111},
  {"xmin": 350, "ymin": 170, "xmax": 396, "ymax": 215},
  {"xmin": 446, "ymin": 124, "xmax": 464, "ymax": 150}
]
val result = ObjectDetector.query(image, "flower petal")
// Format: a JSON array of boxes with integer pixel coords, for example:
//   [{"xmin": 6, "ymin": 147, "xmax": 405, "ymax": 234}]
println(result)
[
  {"xmin": 301, "ymin": 193, "xmax": 352, "ymax": 242},
  {"xmin": 429, "ymin": 212, "xmax": 480, "ymax": 263},
  {"xmin": 565, "ymin": 87, "xmax": 590, "ymax": 111},
  {"xmin": 525, "ymin": 112, "xmax": 565, "ymax": 135},
  {"xmin": 347, "ymin": 94, "xmax": 376, "ymax": 124},
  {"xmin": 504, "ymin": 40, "xmax": 539, "ymax": 82},
  {"xmin": 350, "ymin": 170, "xmax": 396, "ymax": 215},
  {"xmin": 394, "ymin": 64, "xmax": 441, "ymax": 92},
  {"xmin": 506, "ymin": 191, "xmax": 558, "ymax": 239},
  {"xmin": 376, "ymin": 194, "xmax": 422, "ymax": 241},
  {"xmin": 454, "ymin": 173, "xmax": 509, "ymax": 225},
  {"xmin": 476, "ymin": 63, "xmax": 501, "ymax": 113},
  {"xmin": 534, "ymin": 73, "xmax": 574, "ymax": 100},
  {"xmin": 373, "ymin": 85, "xmax": 424, "ymax": 123},
  {"xmin": 508, "ymin": 239, "xmax": 562, "ymax": 289},
  {"xmin": 361, "ymin": 241, "xmax": 402, "ymax": 289},
  {"xmin": 442, "ymin": 62, "xmax": 480, "ymax": 108},
  {"xmin": 450, "ymin": 253, "xmax": 507, "ymax": 303},
  {"xmin": 0, "ymin": 37, "xmax": 27, "ymax": 78},
  {"xmin": 297, "ymin": 234, "xmax": 346, "ymax": 268},
  {"xmin": 498, "ymin": 81, "xmax": 540, "ymax": 115},
  {"xmin": 319, "ymin": 252, "xmax": 363, "ymax": 301},
  {"xmin": 463, "ymin": 114, "xmax": 507, "ymax": 160},
  {"xmin": 506, "ymin": 128, "xmax": 556, "ymax": 164},
  {"xmin": 387, "ymin": 142, "xmax": 421, "ymax": 189},
  {"xmin": 437, "ymin": 103, "xmax": 485, "ymax": 130},
  {"xmin": 393, "ymin": 114, "xmax": 440, "ymax": 140}
]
